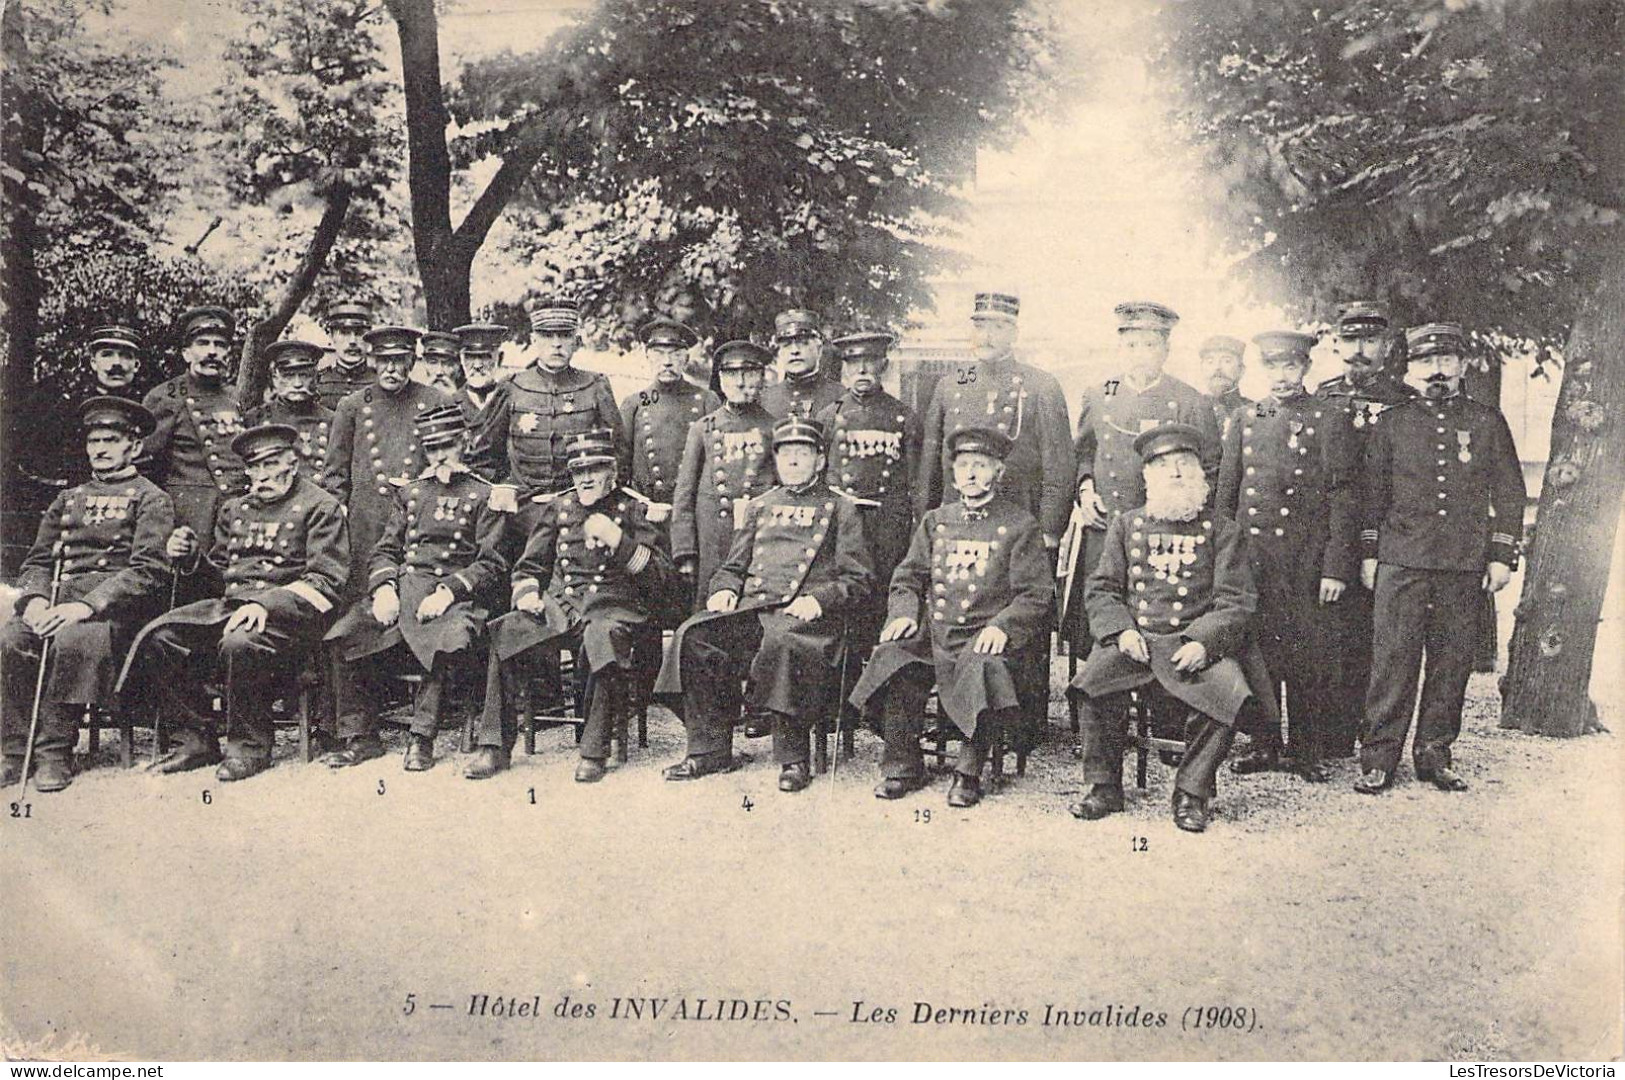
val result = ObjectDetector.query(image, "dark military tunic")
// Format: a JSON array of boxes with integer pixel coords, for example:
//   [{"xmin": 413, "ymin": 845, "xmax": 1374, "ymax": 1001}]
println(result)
[
  {"xmin": 1358, "ymin": 393, "xmax": 1525, "ymax": 776},
  {"xmin": 315, "ymin": 359, "xmax": 373, "ymax": 412},
  {"xmin": 1313, "ymin": 370, "xmax": 1414, "ymax": 753},
  {"xmin": 140, "ymin": 374, "xmax": 249, "ymax": 540},
  {"xmin": 322, "ymin": 381, "xmax": 454, "ymax": 596},
  {"xmin": 760, "ymin": 370, "xmax": 845, "ymax": 421},
  {"xmin": 816, "ymin": 388, "xmax": 921, "ymax": 628},
  {"xmin": 920, "ymin": 354, "xmax": 1074, "ymax": 541},
  {"xmin": 465, "ymin": 365, "xmax": 627, "ymax": 503},
  {"xmin": 1215, "ymin": 392, "xmax": 1359, "ymax": 758},
  {"xmin": 653, "ymin": 480, "xmax": 871, "ymax": 721},
  {"xmin": 851, "ymin": 495, "xmax": 1053, "ymax": 738},
  {"xmin": 459, "ymin": 386, "xmax": 499, "ymax": 442},
  {"xmin": 117, "ymin": 476, "xmax": 349, "ymax": 761},
  {"xmin": 15, "ymin": 384, "xmax": 145, "ymax": 495},
  {"xmin": 1065, "ymin": 371, "xmax": 1221, "ymax": 644},
  {"xmin": 477, "ymin": 487, "xmax": 672, "ymax": 756},
  {"xmin": 619, "ymin": 379, "xmax": 719, "ymax": 506},
  {"xmin": 1206, "ymin": 387, "xmax": 1255, "ymax": 442},
  {"xmin": 1, "ymin": 474, "xmax": 174, "ymax": 760},
  {"xmin": 244, "ymin": 397, "xmax": 334, "ymax": 486},
  {"xmin": 668, "ymin": 401, "xmax": 779, "ymax": 608}
]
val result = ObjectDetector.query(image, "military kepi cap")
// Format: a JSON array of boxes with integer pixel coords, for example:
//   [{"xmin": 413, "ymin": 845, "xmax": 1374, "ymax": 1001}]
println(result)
[
  {"xmin": 264, "ymin": 339, "xmax": 325, "ymax": 372},
  {"xmin": 949, "ymin": 426, "xmax": 1014, "ymax": 461},
  {"xmin": 80, "ymin": 396, "xmax": 156, "ymax": 437},
  {"xmin": 832, "ymin": 331, "xmax": 896, "ymax": 362},
  {"xmin": 565, "ymin": 428, "xmax": 618, "ymax": 471},
  {"xmin": 1114, "ymin": 301, "xmax": 1179, "ymax": 334},
  {"xmin": 1337, "ymin": 300, "xmax": 1389, "ymax": 337},
  {"xmin": 972, "ymin": 291, "xmax": 1020, "ymax": 324},
  {"xmin": 1198, "ymin": 334, "xmax": 1245, "ymax": 359},
  {"xmin": 419, "ymin": 331, "xmax": 461, "ymax": 362},
  {"xmin": 772, "ymin": 416, "xmax": 826, "ymax": 451},
  {"xmin": 414, "ymin": 403, "xmax": 466, "ymax": 451},
  {"xmin": 364, "ymin": 325, "xmax": 421, "ymax": 359},
  {"xmin": 1405, "ymin": 322, "xmax": 1467, "ymax": 361},
  {"xmin": 528, "ymin": 295, "xmax": 581, "ymax": 333},
  {"xmin": 773, "ymin": 309, "xmax": 823, "ymax": 341},
  {"xmin": 1134, "ymin": 422, "xmax": 1205, "ymax": 463},
  {"xmin": 640, "ymin": 316, "xmax": 699, "ymax": 349},
  {"xmin": 714, "ymin": 339, "xmax": 772, "ymax": 371},
  {"xmin": 231, "ymin": 423, "xmax": 300, "ymax": 465},
  {"xmin": 324, "ymin": 301, "xmax": 372, "ymax": 329},
  {"xmin": 454, "ymin": 323, "xmax": 507, "ymax": 357},
  {"xmin": 88, "ymin": 324, "xmax": 142, "ymax": 351},
  {"xmin": 1253, "ymin": 330, "xmax": 1317, "ymax": 362},
  {"xmin": 177, "ymin": 306, "xmax": 235, "ymax": 343}
]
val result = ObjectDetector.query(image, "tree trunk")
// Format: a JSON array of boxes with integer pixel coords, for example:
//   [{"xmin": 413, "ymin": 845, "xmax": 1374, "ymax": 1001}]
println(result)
[
  {"xmin": 236, "ymin": 183, "xmax": 353, "ymax": 410},
  {"xmin": 1501, "ymin": 255, "xmax": 1625, "ymax": 736},
  {"xmin": 421, "ymin": 242, "xmax": 475, "ymax": 329}
]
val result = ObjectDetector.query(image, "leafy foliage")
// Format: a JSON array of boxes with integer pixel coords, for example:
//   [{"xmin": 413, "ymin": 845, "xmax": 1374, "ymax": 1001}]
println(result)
[{"xmin": 1155, "ymin": 0, "xmax": 1623, "ymax": 368}]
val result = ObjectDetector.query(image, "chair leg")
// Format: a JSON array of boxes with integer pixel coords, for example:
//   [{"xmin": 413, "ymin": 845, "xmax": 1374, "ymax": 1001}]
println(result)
[
  {"xmin": 299, "ymin": 685, "xmax": 313, "ymax": 763},
  {"xmin": 840, "ymin": 723, "xmax": 854, "ymax": 762},
  {"xmin": 87, "ymin": 720, "xmax": 100, "ymax": 758},
  {"xmin": 613, "ymin": 684, "xmax": 629, "ymax": 765},
  {"xmin": 1069, "ymin": 651, "xmax": 1080, "ymax": 733},
  {"xmin": 638, "ymin": 707, "xmax": 649, "ymax": 749},
  {"xmin": 990, "ymin": 718, "xmax": 1005, "ymax": 784},
  {"xmin": 119, "ymin": 713, "xmax": 135, "ymax": 769},
  {"xmin": 1133, "ymin": 696, "xmax": 1149, "ymax": 791},
  {"xmin": 813, "ymin": 718, "xmax": 829, "ymax": 775},
  {"xmin": 522, "ymin": 676, "xmax": 538, "ymax": 756}
]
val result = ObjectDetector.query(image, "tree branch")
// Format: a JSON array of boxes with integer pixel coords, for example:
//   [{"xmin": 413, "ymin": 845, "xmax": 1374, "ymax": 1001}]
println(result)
[{"xmin": 453, "ymin": 121, "xmax": 556, "ymax": 250}]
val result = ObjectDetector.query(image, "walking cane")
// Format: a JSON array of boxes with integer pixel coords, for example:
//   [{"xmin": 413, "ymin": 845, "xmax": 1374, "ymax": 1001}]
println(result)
[
  {"xmin": 151, "ymin": 567, "xmax": 182, "ymax": 768},
  {"xmin": 17, "ymin": 542, "xmax": 66, "ymax": 795}
]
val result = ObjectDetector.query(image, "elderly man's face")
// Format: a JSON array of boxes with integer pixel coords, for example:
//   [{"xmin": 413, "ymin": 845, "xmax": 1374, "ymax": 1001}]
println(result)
[
  {"xmin": 841, "ymin": 354, "xmax": 886, "ymax": 396},
  {"xmin": 84, "ymin": 428, "xmax": 139, "ymax": 476},
  {"xmin": 648, "ymin": 342, "xmax": 688, "ymax": 384},
  {"xmin": 570, "ymin": 462, "xmax": 617, "ymax": 507},
  {"xmin": 374, "ymin": 354, "xmax": 412, "ymax": 393},
  {"xmin": 461, "ymin": 352, "xmax": 497, "ymax": 391},
  {"xmin": 1406, "ymin": 351, "xmax": 1466, "ymax": 399},
  {"xmin": 271, "ymin": 367, "xmax": 316, "ymax": 404},
  {"xmin": 1198, "ymin": 350, "xmax": 1243, "ymax": 396},
  {"xmin": 969, "ymin": 317, "xmax": 1017, "ymax": 363},
  {"xmin": 90, "ymin": 344, "xmax": 139, "ymax": 390},
  {"xmin": 423, "ymin": 358, "xmax": 460, "ymax": 393},
  {"xmin": 1261, "ymin": 356, "xmax": 1309, "ymax": 400},
  {"xmin": 184, "ymin": 332, "xmax": 232, "ymax": 382},
  {"xmin": 774, "ymin": 443, "xmax": 822, "ymax": 487},
  {"xmin": 777, "ymin": 334, "xmax": 823, "ymax": 379},
  {"xmin": 952, "ymin": 451, "xmax": 1004, "ymax": 500},
  {"xmin": 246, "ymin": 450, "xmax": 299, "ymax": 503},
  {"xmin": 719, "ymin": 367, "xmax": 764, "ymax": 405}
]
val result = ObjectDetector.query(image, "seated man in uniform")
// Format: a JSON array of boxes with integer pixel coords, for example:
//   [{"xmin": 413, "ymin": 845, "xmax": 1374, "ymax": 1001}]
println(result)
[
  {"xmin": 119, "ymin": 424, "xmax": 349, "ymax": 781},
  {"xmin": 1068, "ymin": 423, "xmax": 1260, "ymax": 833},
  {"xmin": 657, "ymin": 417, "xmax": 873, "ymax": 792},
  {"xmin": 849, "ymin": 427, "xmax": 1053, "ymax": 808},
  {"xmin": 471, "ymin": 429, "xmax": 673, "ymax": 782},
  {"xmin": 324, "ymin": 405, "xmax": 509, "ymax": 771},
  {"xmin": 2, "ymin": 398, "xmax": 174, "ymax": 792}
]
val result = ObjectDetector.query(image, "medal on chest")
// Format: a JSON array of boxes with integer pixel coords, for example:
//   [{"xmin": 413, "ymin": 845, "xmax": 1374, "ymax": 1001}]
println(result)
[
  {"xmin": 942, "ymin": 539, "xmax": 992, "ymax": 582},
  {"xmin": 1147, "ymin": 533, "xmax": 1195, "ymax": 581},
  {"xmin": 1287, "ymin": 419, "xmax": 1303, "ymax": 451},
  {"xmin": 1457, "ymin": 430, "xmax": 1472, "ymax": 464},
  {"xmin": 82, "ymin": 494, "xmax": 133, "ymax": 525}
]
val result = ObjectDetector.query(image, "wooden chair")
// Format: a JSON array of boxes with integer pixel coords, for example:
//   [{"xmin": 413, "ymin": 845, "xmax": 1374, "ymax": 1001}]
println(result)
[
  {"xmin": 1128, "ymin": 687, "xmax": 1186, "ymax": 791},
  {"xmin": 504, "ymin": 643, "xmax": 637, "ymax": 764}
]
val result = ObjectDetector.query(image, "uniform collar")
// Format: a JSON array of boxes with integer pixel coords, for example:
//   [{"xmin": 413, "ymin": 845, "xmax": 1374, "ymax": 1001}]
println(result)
[
  {"xmin": 91, "ymin": 465, "xmax": 138, "ymax": 484},
  {"xmin": 958, "ymin": 493, "xmax": 996, "ymax": 520}
]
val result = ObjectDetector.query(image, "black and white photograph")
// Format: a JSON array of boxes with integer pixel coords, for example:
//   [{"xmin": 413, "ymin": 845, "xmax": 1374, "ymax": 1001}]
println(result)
[{"xmin": 1, "ymin": 0, "xmax": 1621, "ymax": 1064}]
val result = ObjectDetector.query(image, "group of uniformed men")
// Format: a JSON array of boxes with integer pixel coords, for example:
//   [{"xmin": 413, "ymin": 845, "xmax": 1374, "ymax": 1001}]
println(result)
[{"xmin": 3, "ymin": 289, "xmax": 1525, "ymax": 834}]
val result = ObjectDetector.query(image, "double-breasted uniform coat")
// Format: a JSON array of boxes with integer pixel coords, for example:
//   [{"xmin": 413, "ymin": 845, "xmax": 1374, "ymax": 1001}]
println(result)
[
  {"xmin": 1, "ymin": 474, "xmax": 174, "ymax": 762},
  {"xmin": 315, "ymin": 360, "xmax": 374, "ymax": 412},
  {"xmin": 140, "ymin": 374, "xmax": 248, "ymax": 541},
  {"xmin": 244, "ymin": 396, "xmax": 334, "ymax": 486},
  {"xmin": 118, "ymin": 476, "xmax": 349, "ymax": 763},
  {"xmin": 760, "ymin": 370, "xmax": 845, "ymax": 420},
  {"xmin": 668, "ymin": 401, "xmax": 780, "ymax": 609}
]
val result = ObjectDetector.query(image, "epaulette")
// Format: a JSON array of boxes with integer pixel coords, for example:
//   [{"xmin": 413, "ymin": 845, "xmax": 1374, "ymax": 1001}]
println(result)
[
  {"xmin": 621, "ymin": 486, "xmax": 653, "ymax": 505},
  {"xmin": 530, "ymin": 489, "xmax": 565, "ymax": 505},
  {"xmin": 829, "ymin": 485, "xmax": 880, "ymax": 508}
]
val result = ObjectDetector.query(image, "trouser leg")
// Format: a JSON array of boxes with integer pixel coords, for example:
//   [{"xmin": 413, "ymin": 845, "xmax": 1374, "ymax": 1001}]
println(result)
[
  {"xmin": 879, "ymin": 666, "xmax": 933, "ymax": 780},
  {"xmin": 1414, "ymin": 570, "xmax": 1480, "ymax": 772},
  {"xmin": 1173, "ymin": 710, "xmax": 1236, "ymax": 800},
  {"xmin": 1360, "ymin": 565, "xmax": 1430, "ymax": 776},
  {"xmin": 771, "ymin": 711, "xmax": 810, "ymax": 766},
  {"xmin": 579, "ymin": 665, "xmax": 627, "ymax": 761},
  {"xmin": 1328, "ymin": 585, "xmax": 1375, "ymax": 756},
  {"xmin": 953, "ymin": 710, "xmax": 1001, "ymax": 779},
  {"xmin": 332, "ymin": 652, "xmax": 385, "ymax": 741},
  {"xmin": 0, "ymin": 623, "xmax": 74, "ymax": 760},
  {"xmin": 410, "ymin": 658, "xmax": 448, "ymax": 739},
  {"xmin": 144, "ymin": 624, "xmax": 220, "ymax": 743},
  {"xmin": 220, "ymin": 632, "xmax": 298, "ymax": 762},
  {"xmin": 1076, "ymin": 691, "xmax": 1128, "ymax": 789},
  {"xmin": 679, "ymin": 619, "xmax": 757, "ymax": 762},
  {"xmin": 475, "ymin": 647, "xmax": 525, "ymax": 751}
]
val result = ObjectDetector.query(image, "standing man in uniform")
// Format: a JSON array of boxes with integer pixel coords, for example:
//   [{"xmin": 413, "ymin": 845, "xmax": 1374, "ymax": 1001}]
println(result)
[
  {"xmin": 453, "ymin": 323, "xmax": 508, "ymax": 436},
  {"xmin": 18, "ymin": 324, "xmax": 148, "ymax": 495},
  {"xmin": 850, "ymin": 427, "xmax": 1053, "ymax": 808},
  {"xmin": 315, "ymin": 300, "xmax": 375, "ymax": 410},
  {"xmin": 472, "ymin": 429, "xmax": 673, "ymax": 782},
  {"xmin": 1314, "ymin": 300, "xmax": 1413, "ymax": 756},
  {"xmin": 657, "ymin": 417, "xmax": 872, "ymax": 792},
  {"xmin": 1068, "ymin": 423, "xmax": 1260, "ymax": 833},
  {"xmin": 141, "ymin": 307, "xmax": 249, "ymax": 582},
  {"xmin": 1197, "ymin": 334, "xmax": 1253, "ymax": 438},
  {"xmin": 244, "ymin": 340, "xmax": 334, "ymax": 485},
  {"xmin": 418, "ymin": 331, "xmax": 464, "ymax": 395},
  {"xmin": 669, "ymin": 340, "xmax": 780, "ymax": 609},
  {"xmin": 465, "ymin": 296, "xmax": 627, "ymax": 538},
  {"xmin": 324, "ymin": 405, "xmax": 509, "ymax": 771},
  {"xmin": 1218, "ymin": 331, "xmax": 1359, "ymax": 782},
  {"xmin": 1354, "ymin": 323, "xmax": 1524, "ymax": 794},
  {"xmin": 761, "ymin": 309, "xmax": 844, "ymax": 420},
  {"xmin": 816, "ymin": 330, "xmax": 922, "ymax": 652},
  {"xmin": 1065, "ymin": 301, "xmax": 1220, "ymax": 648},
  {"xmin": 919, "ymin": 292, "xmax": 1073, "ymax": 551},
  {"xmin": 2, "ymin": 398, "xmax": 174, "ymax": 792},
  {"xmin": 121, "ymin": 424, "xmax": 349, "ymax": 781},
  {"xmin": 323, "ymin": 326, "xmax": 455, "ymax": 598}
]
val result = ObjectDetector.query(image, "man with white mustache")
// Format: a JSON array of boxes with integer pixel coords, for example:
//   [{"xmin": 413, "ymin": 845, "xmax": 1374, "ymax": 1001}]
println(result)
[
  {"xmin": 1068, "ymin": 423, "xmax": 1262, "ymax": 833},
  {"xmin": 244, "ymin": 340, "xmax": 334, "ymax": 485},
  {"xmin": 1353, "ymin": 323, "xmax": 1525, "ymax": 795}
]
